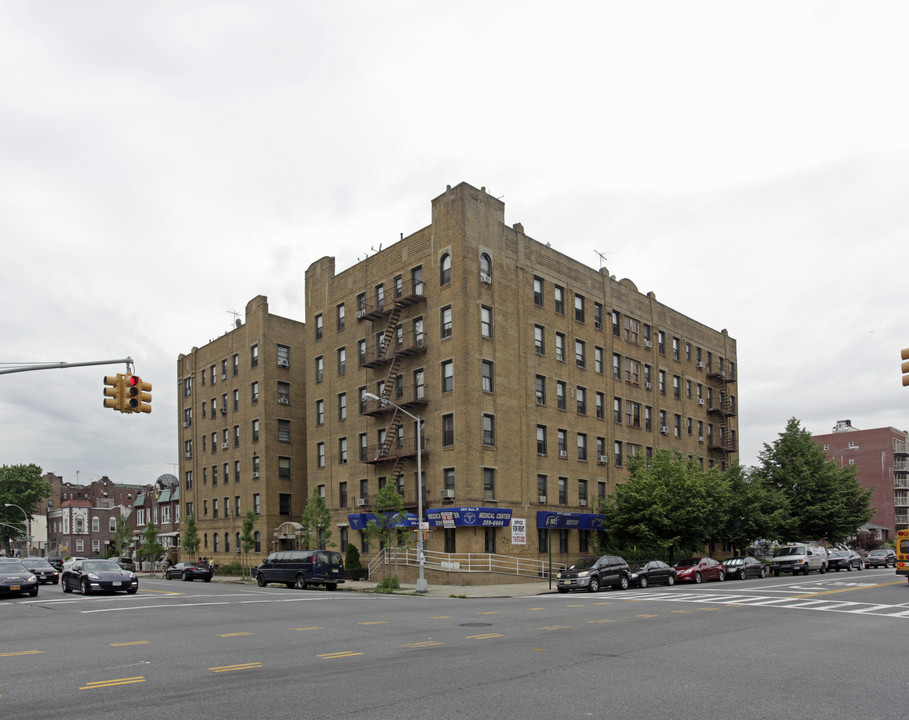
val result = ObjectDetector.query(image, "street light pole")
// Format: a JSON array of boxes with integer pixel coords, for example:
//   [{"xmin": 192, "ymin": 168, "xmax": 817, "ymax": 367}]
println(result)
[
  {"xmin": 363, "ymin": 392, "xmax": 428, "ymax": 594},
  {"xmin": 4, "ymin": 503, "xmax": 31, "ymax": 556}
]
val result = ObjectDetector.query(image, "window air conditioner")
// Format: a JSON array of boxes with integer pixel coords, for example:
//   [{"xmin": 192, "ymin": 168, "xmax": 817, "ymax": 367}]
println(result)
[
  {"xmin": 278, "ymin": 397, "xmax": 289, "ymax": 404},
  {"xmin": 356, "ymin": 498, "xmax": 367, "ymax": 507},
  {"xmin": 252, "ymin": 472, "xmax": 260, "ymax": 478},
  {"xmin": 698, "ymin": 436, "xmax": 705, "ymax": 443},
  {"xmin": 221, "ymin": 443, "xmax": 228, "ymax": 450},
  {"xmin": 697, "ymin": 361, "xmax": 706, "ymax": 369},
  {"xmin": 660, "ymin": 426, "xmax": 670, "ymax": 434},
  {"xmin": 440, "ymin": 489, "xmax": 455, "ymax": 499},
  {"xmin": 277, "ymin": 359, "xmax": 289, "ymax": 367},
  {"xmin": 183, "ymin": 421, "xmax": 189, "ymax": 428},
  {"xmin": 578, "ymin": 499, "xmax": 587, "ymax": 507},
  {"xmin": 559, "ymin": 450, "xmax": 568, "ymax": 458},
  {"xmin": 222, "ymin": 374, "xmax": 227, "ymax": 380},
  {"xmin": 598, "ymin": 455, "xmax": 608, "ymax": 464},
  {"xmin": 538, "ymin": 495, "xmax": 547, "ymax": 503},
  {"xmin": 480, "ymin": 273, "xmax": 492, "ymax": 284},
  {"xmin": 645, "ymin": 340, "xmax": 653, "ymax": 348},
  {"xmin": 184, "ymin": 452, "xmax": 192, "ymax": 459},
  {"xmin": 355, "ymin": 309, "xmax": 366, "ymax": 320},
  {"xmin": 220, "ymin": 408, "xmax": 227, "ymax": 414},
  {"xmin": 645, "ymin": 382, "xmax": 652, "ymax": 390}
]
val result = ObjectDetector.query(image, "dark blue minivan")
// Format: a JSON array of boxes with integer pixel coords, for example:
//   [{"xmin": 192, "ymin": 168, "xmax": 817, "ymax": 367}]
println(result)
[{"xmin": 254, "ymin": 550, "xmax": 344, "ymax": 590}]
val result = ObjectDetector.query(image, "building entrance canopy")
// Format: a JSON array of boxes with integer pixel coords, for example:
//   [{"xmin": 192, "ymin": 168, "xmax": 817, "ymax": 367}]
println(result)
[{"xmin": 536, "ymin": 510, "xmax": 604, "ymax": 530}]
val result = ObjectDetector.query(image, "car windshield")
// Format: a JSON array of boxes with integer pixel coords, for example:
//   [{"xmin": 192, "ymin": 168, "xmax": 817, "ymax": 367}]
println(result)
[
  {"xmin": 829, "ymin": 551, "xmax": 847, "ymax": 557},
  {"xmin": 676, "ymin": 558, "xmax": 701, "ymax": 567},
  {"xmin": 774, "ymin": 546, "xmax": 806, "ymax": 557},
  {"xmin": 28, "ymin": 560, "xmax": 54, "ymax": 569},
  {"xmin": 869, "ymin": 550, "xmax": 887, "ymax": 556},
  {"xmin": 84, "ymin": 561, "xmax": 121, "ymax": 573},
  {"xmin": 1, "ymin": 562, "xmax": 28, "ymax": 573},
  {"xmin": 569, "ymin": 557, "xmax": 599, "ymax": 570},
  {"xmin": 724, "ymin": 558, "xmax": 742, "ymax": 566}
]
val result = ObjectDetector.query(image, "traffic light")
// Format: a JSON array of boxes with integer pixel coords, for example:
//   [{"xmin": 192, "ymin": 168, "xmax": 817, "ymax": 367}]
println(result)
[
  {"xmin": 103, "ymin": 374, "xmax": 125, "ymax": 412},
  {"xmin": 126, "ymin": 374, "xmax": 152, "ymax": 414},
  {"xmin": 902, "ymin": 348, "xmax": 909, "ymax": 387}
]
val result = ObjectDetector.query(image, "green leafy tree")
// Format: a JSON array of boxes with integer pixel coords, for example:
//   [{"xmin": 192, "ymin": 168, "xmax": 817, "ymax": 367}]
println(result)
[
  {"xmin": 718, "ymin": 463, "xmax": 789, "ymax": 555},
  {"xmin": 755, "ymin": 418, "xmax": 873, "ymax": 544},
  {"xmin": 108, "ymin": 514, "xmax": 134, "ymax": 556},
  {"xmin": 139, "ymin": 522, "xmax": 164, "ymax": 575},
  {"xmin": 364, "ymin": 483, "xmax": 410, "ymax": 582},
  {"xmin": 0, "ymin": 464, "xmax": 52, "ymax": 555},
  {"xmin": 300, "ymin": 488, "xmax": 334, "ymax": 550},
  {"xmin": 597, "ymin": 449, "xmax": 729, "ymax": 563},
  {"xmin": 182, "ymin": 513, "xmax": 201, "ymax": 559},
  {"xmin": 240, "ymin": 510, "xmax": 258, "ymax": 574}
]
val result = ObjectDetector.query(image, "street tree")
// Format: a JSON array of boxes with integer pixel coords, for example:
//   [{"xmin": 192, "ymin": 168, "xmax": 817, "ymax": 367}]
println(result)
[
  {"xmin": 139, "ymin": 522, "xmax": 164, "ymax": 575},
  {"xmin": 240, "ymin": 510, "xmax": 258, "ymax": 575},
  {"xmin": 364, "ymin": 482, "xmax": 411, "ymax": 585},
  {"xmin": 300, "ymin": 488, "xmax": 334, "ymax": 550},
  {"xmin": 597, "ymin": 449, "xmax": 729, "ymax": 563},
  {"xmin": 755, "ymin": 417, "xmax": 873, "ymax": 544},
  {"xmin": 718, "ymin": 463, "xmax": 789, "ymax": 556},
  {"xmin": 182, "ymin": 513, "xmax": 200, "ymax": 559},
  {"xmin": 0, "ymin": 464, "xmax": 52, "ymax": 555},
  {"xmin": 108, "ymin": 514, "xmax": 134, "ymax": 556}
]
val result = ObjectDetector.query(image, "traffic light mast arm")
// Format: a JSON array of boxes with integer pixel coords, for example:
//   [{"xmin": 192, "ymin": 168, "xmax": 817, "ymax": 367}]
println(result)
[{"xmin": 0, "ymin": 357, "xmax": 135, "ymax": 376}]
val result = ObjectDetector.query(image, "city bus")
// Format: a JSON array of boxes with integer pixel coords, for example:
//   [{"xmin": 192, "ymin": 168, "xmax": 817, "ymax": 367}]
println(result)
[{"xmin": 896, "ymin": 529, "xmax": 909, "ymax": 583}]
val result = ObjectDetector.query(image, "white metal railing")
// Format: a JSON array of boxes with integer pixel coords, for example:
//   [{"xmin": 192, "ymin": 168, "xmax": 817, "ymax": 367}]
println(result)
[{"xmin": 368, "ymin": 547, "xmax": 565, "ymax": 579}]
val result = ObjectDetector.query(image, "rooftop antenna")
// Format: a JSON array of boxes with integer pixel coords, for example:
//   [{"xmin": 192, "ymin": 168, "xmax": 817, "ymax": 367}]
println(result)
[
  {"xmin": 227, "ymin": 310, "xmax": 241, "ymax": 328},
  {"xmin": 594, "ymin": 250, "xmax": 608, "ymax": 270}
]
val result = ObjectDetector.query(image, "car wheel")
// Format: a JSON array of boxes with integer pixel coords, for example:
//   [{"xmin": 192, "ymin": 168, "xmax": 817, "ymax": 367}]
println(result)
[
  {"xmin": 638, "ymin": 576, "xmax": 648, "ymax": 589},
  {"xmin": 718, "ymin": 571, "xmax": 725, "ymax": 582},
  {"xmin": 846, "ymin": 564, "xmax": 851, "ymax": 572},
  {"xmin": 256, "ymin": 573, "xmax": 266, "ymax": 588},
  {"xmin": 29, "ymin": 588, "xmax": 38, "ymax": 597},
  {"xmin": 62, "ymin": 579, "xmax": 72, "ymax": 593},
  {"xmin": 557, "ymin": 587, "xmax": 569, "ymax": 593},
  {"xmin": 666, "ymin": 574, "xmax": 676, "ymax": 586},
  {"xmin": 857, "ymin": 563, "xmax": 863, "ymax": 571},
  {"xmin": 618, "ymin": 575, "xmax": 629, "ymax": 590},
  {"xmin": 694, "ymin": 572, "xmax": 702, "ymax": 584},
  {"xmin": 819, "ymin": 564, "xmax": 827, "ymax": 574},
  {"xmin": 81, "ymin": 579, "xmax": 91, "ymax": 595},
  {"xmin": 759, "ymin": 567, "xmax": 766, "ymax": 578},
  {"xmin": 182, "ymin": 571, "xmax": 191, "ymax": 581},
  {"xmin": 588, "ymin": 576, "xmax": 601, "ymax": 593},
  {"xmin": 295, "ymin": 575, "xmax": 308, "ymax": 590}
]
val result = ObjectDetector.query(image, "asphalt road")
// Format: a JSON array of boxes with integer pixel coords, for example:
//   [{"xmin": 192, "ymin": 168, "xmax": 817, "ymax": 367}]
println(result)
[{"xmin": 2, "ymin": 568, "xmax": 907, "ymax": 720}]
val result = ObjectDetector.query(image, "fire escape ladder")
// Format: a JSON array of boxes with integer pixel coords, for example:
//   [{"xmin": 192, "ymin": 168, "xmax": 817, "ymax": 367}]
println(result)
[{"xmin": 378, "ymin": 407, "xmax": 404, "ymax": 460}]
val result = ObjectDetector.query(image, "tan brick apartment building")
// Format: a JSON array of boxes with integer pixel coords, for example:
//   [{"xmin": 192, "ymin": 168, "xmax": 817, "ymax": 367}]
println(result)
[
  {"xmin": 305, "ymin": 182, "xmax": 738, "ymax": 563},
  {"xmin": 814, "ymin": 419, "xmax": 909, "ymax": 539},
  {"xmin": 177, "ymin": 296, "xmax": 307, "ymax": 563}
]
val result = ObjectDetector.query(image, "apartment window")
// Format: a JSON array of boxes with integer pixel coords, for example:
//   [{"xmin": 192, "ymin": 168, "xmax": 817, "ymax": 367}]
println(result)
[
  {"xmin": 483, "ymin": 468, "xmax": 495, "ymax": 499},
  {"xmin": 251, "ymin": 381, "xmax": 259, "ymax": 404},
  {"xmin": 594, "ymin": 302, "xmax": 602, "ymax": 329},
  {"xmin": 184, "ymin": 376, "xmax": 193, "ymax": 396},
  {"xmin": 212, "ymin": 498, "xmax": 219, "ymax": 519},
  {"xmin": 557, "ymin": 429, "xmax": 567, "ymax": 456},
  {"xmin": 538, "ymin": 528, "xmax": 549, "ymax": 553},
  {"xmin": 317, "ymin": 442, "xmax": 325, "ymax": 468},
  {"xmin": 537, "ymin": 425, "xmax": 547, "ymax": 455},
  {"xmin": 574, "ymin": 294, "xmax": 585, "ymax": 322},
  {"xmin": 628, "ymin": 401, "xmax": 641, "ymax": 428},
  {"xmin": 533, "ymin": 276, "xmax": 544, "ymax": 306},
  {"xmin": 479, "ymin": 253, "xmax": 492, "ymax": 280},
  {"xmin": 624, "ymin": 317, "xmax": 639, "ymax": 344},
  {"xmin": 440, "ymin": 253, "xmax": 452, "ymax": 285},
  {"xmin": 201, "ymin": 369, "xmax": 206, "ymax": 386},
  {"xmin": 482, "ymin": 360, "xmax": 494, "ymax": 393},
  {"xmin": 555, "ymin": 333, "xmax": 565, "ymax": 362},
  {"xmin": 613, "ymin": 397, "xmax": 622, "ymax": 423},
  {"xmin": 233, "ymin": 389, "xmax": 239, "ymax": 411},
  {"xmin": 578, "ymin": 479, "xmax": 588, "ymax": 506},
  {"xmin": 234, "ymin": 460, "xmax": 240, "ymax": 480},
  {"xmin": 658, "ymin": 331, "xmax": 666, "ymax": 355},
  {"xmin": 315, "ymin": 399, "xmax": 324, "ymax": 426},
  {"xmin": 412, "ymin": 265, "xmax": 424, "ymax": 294},
  {"xmin": 482, "ymin": 414, "xmax": 495, "ymax": 446},
  {"xmin": 357, "ymin": 339, "xmax": 367, "ymax": 367},
  {"xmin": 556, "ymin": 381, "xmax": 566, "ymax": 410},
  {"xmin": 278, "ymin": 456, "xmax": 291, "ymax": 479},
  {"xmin": 337, "ymin": 303, "xmax": 345, "ymax": 331},
  {"xmin": 339, "ymin": 482, "xmax": 348, "ymax": 509},
  {"xmin": 594, "ymin": 346, "xmax": 604, "ymax": 374},
  {"xmin": 577, "ymin": 433, "xmax": 587, "ymax": 461},
  {"xmin": 558, "ymin": 477, "xmax": 567, "ymax": 505},
  {"xmin": 443, "ymin": 468, "xmax": 455, "ymax": 491},
  {"xmin": 576, "ymin": 387, "xmax": 587, "ymax": 415},
  {"xmin": 675, "ymin": 414, "xmax": 682, "ymax": 438},
  {"xmin": 278, "ymin": 381, "xmax": 290, "ymax": 404},
  {"xmin": 673, "ymin": 375, "xmax": 681, "ymax": 399},
  {"xmin": 233, "ymin": 353, "xmax": 239, "ymax": 376},
  {"xmin": 337, "ymin": 348, "xmax": 346, "ymax": 376},
  {"xmin": 596, "ymin": 392, "xmax": 605, "ymax": 420},
  {"xmin": 612, "ymin": 311, "xmax": 621, "ymax": 337},
  {"xmin": 339, "ymin": 437, "xmax": 348, "ymax": 465},
  {"xmin": 279, "ymin": 494, "xmax": 292, "ymax": 516},
  {"xmin": 625, "ymin": 358, "xmax": 640, "ymax": 384},
  {"xmin": 535, "ymin": 375, "xmax": 546, "ymax": 405},
  {"xmin": 211, "ymin": 365, "xmax": 217, "ymax": 384},
  {"xmin": 338, "ymin": 393, "xmax": 347, "ymax": 421},
  {"xmin": 538, "ymin": 474, "xmax": 548, "ymax": 500},
  {"xmin": 375, "ymin": 283, "xmax": 385, "ymax": 308},
  {"xmin": 575, "ymin": 339, "xmax": 586, "ymax": 368},
  {"xmin": 534, "ymin": 325, "xmax": 545, "ymax": 354},
  {"xmin": 252, "ymin": 455, "xmax": 260, "ymax": 476},
  {"xmin": 480, "ymin": 306, "xmax": 493, "ymax": 339},
  {"xmin": 672, "ymin": 337, "xmax": 680, "ymax": 361},
  {"xmin": 441, "ymin": 306, "xmax": 452, "ymax": 339},
  {"xmin": 442, "ymin": 414, "xmax": 455, "ymax": 447},
  {"xmin": 278, "ymin": 419, "xmax": 291, "ymax": 443},
  {"xmin": 597, "ymin": 436, "xmax": 606, "ymax": 461},
  {"xmin": 659, "ymin": 370, "xmax": 666, "ymax": 394},
  {"xmin": 614, "ymin": 441, "xmax": 624, "ymax": 467},
  {"xmin": 359, "ymin": 433, "xmax": 368, "ymax": 461},
  {"xmin": 554, "ymin": 285, "xmax": 565, "ymax": 314},
  {"xmin": 315, "ymin": 314, "xmax": 323, "ymax": 340},
  {"xmin": 441, "ymin": 360, "xmax": 454, "ymax": 393},
  {"xmin": 252, "ymin": 419, "xmax": 259, "ymax": 442}
]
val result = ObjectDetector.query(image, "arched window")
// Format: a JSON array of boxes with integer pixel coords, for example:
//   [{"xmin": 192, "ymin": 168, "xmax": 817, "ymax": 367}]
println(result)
[
  {"xmin": 480, "ymin": 253, "xmax": 492, "ymax": 279},
  {"xmin": 440, "ymin": 253, "xmax": 451, "ymax": 285}
]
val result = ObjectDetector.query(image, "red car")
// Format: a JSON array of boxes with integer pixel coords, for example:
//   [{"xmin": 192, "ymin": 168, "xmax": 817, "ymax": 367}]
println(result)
[{"xmin": 674, "ymin": 557, "xmax": 726, "ymax": 583}]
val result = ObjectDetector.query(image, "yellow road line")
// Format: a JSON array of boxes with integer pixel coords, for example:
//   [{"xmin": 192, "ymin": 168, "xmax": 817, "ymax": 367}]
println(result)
[
  {"xmin": 219, "ymin": 632, "xmax": 254, "ymax": 637},
  {"xmin": 401, "ymin": 641, "xmax": 444, "ymax": 648},
  {"xmin": 0, "ymin": 650, "xmax": 44, "ymax": 658},
  {"xmin": 295, "ymin": 626, "xmax": 323, "ymax": 631},
  {"xmin": 80, "ymin": 676, "xmax": 146, "ymax": 690},
  {"xmin": 788, "ymin": 580, "xmax": 906, "ymax": 599},
  {"xmin": 110, "ymin": 641, "xmax": 151, "ymax": 647},
  {"xmin": 431, "ymin": 615, "xmax": 453, "ymax": 619},
  {"xmin": 588, "ymin": 618, "xmax": 616, "ymax": 623},
  {"xmin": 318, "ymin": 651, "xmax": 363, "ymax": 659},
  {"xmin": 537, "ymin": 625, "xmax": 571, "ymax": 631},
  {"xmin": 357, "ymin": 621, "xmax": 389, "ymax": 625},
  {"xmin": 210, "ymin": 663, "xmax": 263, "ymax": 673},
  {"xmin": 466, "ymin": 633, "xmax": 504, "ymax": 639},
  {"xmin": 476, "ymin": 611, "xmax": 500, "ymax": 615}
]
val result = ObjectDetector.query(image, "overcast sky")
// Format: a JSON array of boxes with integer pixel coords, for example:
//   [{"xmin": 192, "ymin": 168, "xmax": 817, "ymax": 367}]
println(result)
[{"xmin": 2, "ymin": 1, "xmax": 907, "ymax": 488}]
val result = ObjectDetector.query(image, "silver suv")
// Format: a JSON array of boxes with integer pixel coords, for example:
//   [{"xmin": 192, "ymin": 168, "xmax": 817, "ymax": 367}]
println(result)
[{"xmin": 770, "ymin": 544, "xmax": 828, "ymax": 576}]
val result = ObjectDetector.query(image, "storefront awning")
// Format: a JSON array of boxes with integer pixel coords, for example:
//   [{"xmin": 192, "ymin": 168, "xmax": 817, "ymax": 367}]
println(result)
[
  {"xmin": 536, "ymin": 510, "xmax": 604, "ymax": 530},
  {"xmin": 346, "ymin": 512, "xmax": 418, "ymax": 531},
  {"xmin": 425, "ymin": 507, "xmax": 513, "ymax": 528}
]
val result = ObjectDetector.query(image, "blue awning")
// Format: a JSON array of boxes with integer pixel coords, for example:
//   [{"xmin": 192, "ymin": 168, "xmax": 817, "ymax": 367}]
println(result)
[
  {"xmin": 425, "ymin": 507, "xmax": 513, "ymax": 528},
  {"xmin": 536, "ymin": 510, "xmax": 604, "ymax": 530},
  {"xmin": 347, "ymin": 512, "xmax": 418, "ymax": 531}
]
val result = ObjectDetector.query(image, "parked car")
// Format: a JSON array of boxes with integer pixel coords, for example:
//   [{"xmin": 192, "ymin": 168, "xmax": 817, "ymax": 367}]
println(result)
[
  {"xmin": 45, "ymin": 556, "xmax": 64, "ymax": 572},
  {"xmin": 827, "ymin": 549, "xmax": 864, "ymax": 572},
  {"xmin": 112, "ymin": 556, "xmax": 137, "ymax": 573},
  {"xmin": 865, "ymin": 548, "xmax": 897, "ymax": 568},
  {"xmin": 0, "ymin": 561, "xmax": 39, "ymax": 597},
  {"xmin": 165, "ymin": 561, "xmax": 213, "ymax": 582},
  {"xmin": 61, "ymin": 559, "xmax": 138, "ymax": 595},
  {"xmin": 722, "ymin": 556, "xmax": 767, "ymax": 580},
  {"xmin": 254, "ymin": 550, "xmax": 345, "ymax": 590},
  {"xmin": 628, "ymin": 560, "xmax": 677, "ymax": 588},
  {"xmin": 770, "ymin": 544, "xmax": 828, "ymax": 576},
  {"xmin": 556, "ymin": 554, "xmax": 631, "ymax": 593},
  {"xmin": 20, "ymin": 557, "xmax": 59, "ymax": 584},
  {"xmin": 674, "ymin": 557, "xmax": 726, "ymax": 583}
]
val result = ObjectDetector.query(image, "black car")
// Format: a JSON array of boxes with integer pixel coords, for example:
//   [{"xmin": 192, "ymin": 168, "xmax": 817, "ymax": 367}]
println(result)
[
  {"xmin": 556, "ymin": 554, "xmax": 631, "ymax": 593},
  {"xmin": 628, "ymin": 560, "xmax": 677, "ymax": 588},
  {"xmin": 21, "ymin": 557, "xmax": 60, "ymax": 584},
  {"xmin": 723, "ymin": 556, "xmax": 767, "ymax": 580},
  {"xmin": 112, "ymin": 556, "xmax": 137, "ymax": 573},
  {"xmin": 0, "ymin": 561, "xmax": 39, "ymax": 597},
  {"xmin": 45, "ymin": 556, "xmax": 64, "ymax": 572},
  {"xmin": 61, "ymin": 559, "xmax": 138, "ymax": 595},
  {"xmin": 827, "ymin": 549, "xmax": 864, "ymax": 571},
  {"xmin": 165, "ymin": 561, "xmax": 213, "ymax": 582},
  {"xmin": 865, "ymin": 548, "xmax": 897, "ymax": 568}
]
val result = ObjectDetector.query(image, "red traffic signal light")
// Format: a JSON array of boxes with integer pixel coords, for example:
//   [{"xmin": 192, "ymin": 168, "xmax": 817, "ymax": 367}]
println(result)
[
  {"xmin": 126, "ymin": 374, "xmax": 152, "ymax": 413},
  {"xmin": 103, "ymin": 374, "xmax": 125, "ymax": 412}
]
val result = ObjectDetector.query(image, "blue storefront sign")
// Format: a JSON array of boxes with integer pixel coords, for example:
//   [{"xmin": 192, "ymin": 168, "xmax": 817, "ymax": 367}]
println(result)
[
  {"xmin": 536, "ymin": 511, "xmax": 604, "ymax": 530},
  {"xmin": 425, "ymin": 507, "xmax": 513, "ymax": 527},
  {"xmin": 346, "ymin": 512, "xmax": 418, "ymax": 531}
]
